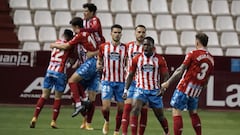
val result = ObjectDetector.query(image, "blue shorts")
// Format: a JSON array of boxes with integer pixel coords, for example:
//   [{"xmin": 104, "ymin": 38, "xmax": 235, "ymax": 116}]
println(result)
[
  {"xmin": 101, "ymin": 81, "xmax": 125, "ymax": 102},
  {"xmin": 76, "ymin": 57, "xmax": 97, "ymax": 80},
  {"xmin": 127, "ymin": 81, "xmax": 136, "ymax": 99},
  {"xmin": 80, "ymin": 72, "xmax": 101, "ymax": 92},
  {"xmin": 133, "ymin": 87, "xmax": 163, "ymax": 108},
  {"xmin": 43, "ymin": 70, "xmax": 67, "ymax": 92},
  {"xmin": 170, "ymin": 89, "xmax": 199, "ymax": 111}
]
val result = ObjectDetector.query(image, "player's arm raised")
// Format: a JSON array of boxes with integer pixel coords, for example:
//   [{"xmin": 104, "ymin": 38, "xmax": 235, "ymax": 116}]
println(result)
[{"xmin": 50, "ymin": 42, "xmax": 71, "ymax": 50}]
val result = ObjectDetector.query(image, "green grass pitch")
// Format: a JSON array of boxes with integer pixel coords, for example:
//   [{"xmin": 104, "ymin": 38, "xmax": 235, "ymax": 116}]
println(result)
[{"xmin": 0, "ymin": 105, "xmax": 239, "ymax": 135}]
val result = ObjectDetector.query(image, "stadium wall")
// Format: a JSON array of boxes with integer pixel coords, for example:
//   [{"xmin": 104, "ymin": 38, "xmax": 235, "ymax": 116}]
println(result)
[{"xmin": 0, "ymin": 50, "xmax": 240, "ymax": 110}]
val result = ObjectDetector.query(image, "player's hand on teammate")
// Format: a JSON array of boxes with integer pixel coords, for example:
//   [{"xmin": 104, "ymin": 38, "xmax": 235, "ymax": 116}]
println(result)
[
  {"xmin": 122, "ymin": 89, "xmax": 128, "ymax": 100},
  {"xmin": 156, "ymin": 87, "xmax": 166, "ymax": 97},
  {"xmin": 157, "ymin": 81, "xmax": 169, "ymax": 97}
]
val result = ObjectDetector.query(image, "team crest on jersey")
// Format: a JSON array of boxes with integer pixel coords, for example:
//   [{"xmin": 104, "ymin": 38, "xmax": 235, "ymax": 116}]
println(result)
[
  {"xmin": 109, "ymin": 52, "xmax": 120, "ymax": 60},
  {"xmin": 142, "ymin": 64, "xmax": 154, "ymax": 72}
]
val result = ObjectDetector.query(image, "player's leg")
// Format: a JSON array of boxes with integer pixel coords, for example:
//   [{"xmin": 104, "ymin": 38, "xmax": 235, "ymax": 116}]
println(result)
[
  {"xmin": 122, "ymin": 82, "xmax": 135, "ymax": 135},
  {"xmin": 149, "ymin": 90, "xmax": 169, "ymax": 135},
  {"xmin": 122, "ymin": 98, "xmax": 132, "ymax": 135},
  {"xmin": 101, "ymin": 99, "xmax": 111, "ymax": 135},
  {"xmin": 30, "ymin": 73, "xmax": 52, "ymax": 128},
  {"xmin": 139, "ymin": 105, "xmax": 148, "ymax": 135},
  {"xmin": 170, "ymin": 89, "xmax": 188, "ymax": 135},
  {"xmin": 130, "ymin": 99, "xmax": 144, "ymax": 135},
  {"xmin": 83, "ymin": 90, "xmax": 97, "ymax": 130},
  {"xmin": 152, "ymin": 108, "xmax": 169, "ymax": 135},
  {"xmin": 188, "ymin": 97, "xmax": 201, "ymax": 135},
  {"xmin": 30, "ymin": 88, "xmax": 50, "ymax": 128},
  {"xmin": 50, "ymin": 91, "xmax": 63, "ymax": 128},
  {"xmin": 130, "ymin": 88, "xmax": 147, "ymax": 135},
  {"xmin": 101, "ymin": 81, "xmax": 113, "ymax": 135},
  {"xmin": 113, "ymin": 82, "xmax": 125, "ymax": 135},
  {"xmin": 172, "ymin": 108, "xmax": 183, "ymax": 135}
]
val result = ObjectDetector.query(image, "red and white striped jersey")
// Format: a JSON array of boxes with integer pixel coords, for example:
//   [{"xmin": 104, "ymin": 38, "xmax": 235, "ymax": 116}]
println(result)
[
  {"xmin": 99, "ymin": 42, "xmax": 127, "ymax": 82},
  {"xmin": 83, "ymin": 16, "xmax": 105, "ymax": 45},
  {"xmin": 68, "ymin": 31, "xmax": 99, "ymax": 63},
  {"xmin": 47, "ymin": 40, "xmax": 73, "ymax": 73},
  {"xmin": 177, "ymin": 49, "xmax": 214, "ymax": 97},
  {"xmin": 126, "ymin": 41, "xmax": 143, "ymax": 79},
  {"xmin": 68, "ymin": 31, "xmax": 98, "ymax": 52},
  {"xmin": 130, "ymin": 53, "xmax": 168, "ymax": 90}
]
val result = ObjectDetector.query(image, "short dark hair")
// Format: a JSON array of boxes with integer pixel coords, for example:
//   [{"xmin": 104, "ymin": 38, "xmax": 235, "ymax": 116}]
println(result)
[
  {"xmin": 83, "ymin": 3, "xmax": 97, "ymax": 14},
  {"xmin": 63, "ymin": 29, "xmax": 74, "ymax": 41},
  {"xmin": 196, "ymin": 33, "xmax": 208, "ymax": 47},
  {"xmin": 135, "ymin": 24, "xmax": 146, "ymax": 30},
  {"xmin": 111, "ymin": 24, "xmax": 122, "ymax": 31},
  {"xmin": 69, "ymin": 17, "xmax": 83, "ymax": 28},
  {"xmin": 144, "ymin": 36, "xmax": 155, "ymax": 45}
]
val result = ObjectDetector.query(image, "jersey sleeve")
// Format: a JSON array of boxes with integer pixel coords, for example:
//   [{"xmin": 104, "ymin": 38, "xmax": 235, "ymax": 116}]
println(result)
[
  {"xmin": 129, "ymin": 55, "xmax": 138, "ymax": 72},
  {"xmin": 68, "ymin": 34, "xmax": 82, "ymax": 46},
  {"xmin": 182, "ymin": 51, "xmax": 193, "ymax": 67},
  {"xmin": 98, "ymin": 43, "xmax": 105, "ymax": 58},
  {"xmin": 159, "ymin": 56, "xmax": 169, "ymax": 73}
]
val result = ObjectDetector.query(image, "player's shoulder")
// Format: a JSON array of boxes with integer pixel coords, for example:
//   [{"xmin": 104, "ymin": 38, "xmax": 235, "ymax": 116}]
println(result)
[
  {"xmin": 126, "ymin": 41, "xmax": 135, "ymax": 46},
  {"xmin": 91, "ymin": 16, "xmax": 100, "ymax": 22},
  {"xmin": 100, "ymin": 41, "xmax": 110, "ymax": 47},
  {"xmin": 154, "ymin": 53, "xmax": 167, "ymax": 61}
]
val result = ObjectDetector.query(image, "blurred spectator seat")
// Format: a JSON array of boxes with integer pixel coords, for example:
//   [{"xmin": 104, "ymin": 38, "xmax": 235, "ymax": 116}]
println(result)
[
  {"xmin": 225, "ymin": 48, "xmax": 240, "ymax": 57},
  {"xmin": 176, "ymin": 15, "xmax": 194, "ymax": 31},
  {"xmin": 29, "ymin": 0, "xmax": 48, "ymax": 10},
  {"xmin": 150, "ymin": 0, "xmax": 168, "ymax": 14},
  {"xmin": 111, "ymin": 0, "xmax": 129, "ymax": 13},
  {"xmin": 180, "ymin": 31, "xmax": 197, "ymax": 47},
  {"xmin": 75, "ymin": 12, "xmax": 84, "ymax": 18},
  {"xmin": 155, "ymin": 14, "xmax": 174, "ymax": 30},
  {"xmin": 50, "ymin": 0, "xmax": 69, "ymax": 11},
  {"xmin": 207, "ymin": 47, "xmax": 224, "ymax": 56},
  {"xmin": 13, "ymin": 10, "xmax": 32, "ymax": 26},
  {"xmin": 216, "ymin": 16, "xmax": 234, "ymax": 32},
  {"xmin": 22, "ymin": 42, "xmax": 41, "ymax": 51},
  {"xmin": 195, "ymin": 15, "xmax": 214, "ymax": 31},
  {"xmin": 18, "ymin": 26, "xmax": 37, "ymax": 41},
  {"xmin": 131, "ymin": 0, "xmax": 149, "ymax": 14},
  {"xmin": 43, "ymin": 42, "xmax": 52, "ymax": 51},
  {"xmin": 70, "ymin": 0, "xmax": 87, "ymax": 12},
  {"xmin": 236, "ymin": 17, "xmax": 240, "ymax": 32},
  {"xmin": 191, "ymin": 0, "xmax": 209, "ymax": 15},
  {"xmin": 102, "ymin": 28, "xmax": 111, "ymax": 42},
  {"xmin": 231, "ymin": 0, "xmax": 240, "ymax": 16},
  {"xmin": 91, "ymin": 0, "xmax": 109, "ymax": 12},
  {"xmin": 220, "ymin": 32, "xmax": 239, "ymax": 48},
  {"xmin": 160, "ymin": 30, "xmax": 179, "ymax": 46},
  {"xmin": 34, "ymin": 10, "xmax": 53, "ymax": 26},
  {"xmin": 211, "ymin": 0, "xmax": 229, "ymax": 16},
  {"xmin": 38, "ymin": 26, "xmax": 57, "ymax": 42},
  {"xmin": 121, "ymin": 29, "xmax": 135, "ymax": 43},
  {"xmin": 165, "ymin": 46, "xmax": 183, "ymax": 55},
  {"xmin": 155, "ymin": 46, "xmax": 163, "ymax": 54},
  {"xmin": 135, "ymin": 14, "xmax": 154, "ymax": 29},
  {"xmin": 115, "ymin": 13, "xmax": 133, "ymax": 28},
  {"xmin": 54, "ymin": 11, "xmax": 72, "ymax": 27},
  {"xmin": 97, "ymin": 13, "xmax": 113, "ymax": 28},
  {"xmin": 9, "ymin": 0, "xmax": 28, "ymax": 9},
  {"xmin": 171, "ymin": 0, "xmax": 189, "ymax": 15}
]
